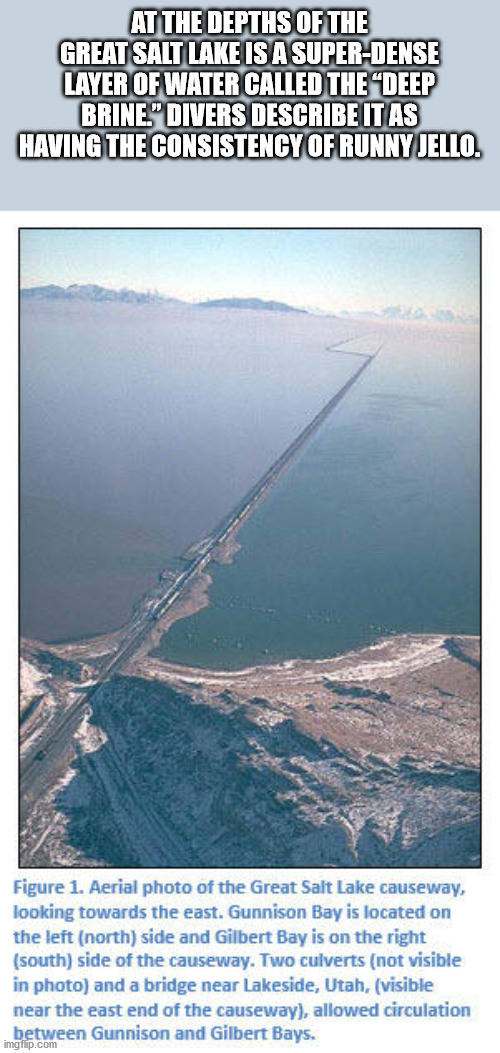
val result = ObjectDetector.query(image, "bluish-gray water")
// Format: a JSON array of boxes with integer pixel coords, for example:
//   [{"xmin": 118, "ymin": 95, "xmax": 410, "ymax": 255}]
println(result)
[
  {"xmin": 156, "ymin": 322, "xmax": 479, "ymax": 668},
  {"xmin": 21, "ymin": 300, "xmax": 361, "ymax": 641}
]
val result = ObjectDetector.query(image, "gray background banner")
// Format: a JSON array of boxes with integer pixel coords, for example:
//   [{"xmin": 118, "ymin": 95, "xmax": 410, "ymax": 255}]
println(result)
[{"xmin": 4, "ymin": 1, "xmax": 498, "ymax": 210}]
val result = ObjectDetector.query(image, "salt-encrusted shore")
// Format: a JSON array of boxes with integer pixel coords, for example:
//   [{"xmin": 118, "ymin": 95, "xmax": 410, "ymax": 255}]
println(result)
[{"xmin": 20, "ymin": 630, "xmax": 479, "ymax": 868}]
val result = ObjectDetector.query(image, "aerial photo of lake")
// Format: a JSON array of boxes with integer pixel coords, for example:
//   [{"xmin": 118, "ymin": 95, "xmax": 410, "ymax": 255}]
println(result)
[{"xmin": 20, "ymin": 228, "xmax": 481, "ymax": 870}]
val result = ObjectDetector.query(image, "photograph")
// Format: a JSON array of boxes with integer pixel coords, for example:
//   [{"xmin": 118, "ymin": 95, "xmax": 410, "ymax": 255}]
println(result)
[{"xmin": 19, "ymin": 227, "xmax": 480, "ymax": 869}]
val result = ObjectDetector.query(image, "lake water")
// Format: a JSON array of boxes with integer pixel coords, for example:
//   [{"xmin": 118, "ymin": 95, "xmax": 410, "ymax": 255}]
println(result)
[
  {"xmin": 156, "ymin": 321, "xmax": 480, "ymax": 669},
  {"xmin": 21, "ymin": 300, "xmax": 362, "ymax": 641}
]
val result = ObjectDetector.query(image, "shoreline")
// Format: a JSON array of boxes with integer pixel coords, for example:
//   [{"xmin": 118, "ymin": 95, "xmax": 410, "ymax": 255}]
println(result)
[
  {"xmin": 20, "ymin": 628, "xmax": 480, "ymax": 868},
  {"xmin": 22, "ymin": 623, "xmax": 481, "ymax": 681},
  {"xmin": 145, "ymin": 628, "xmax": 482, "ymax": 677},
  {"xmin": 128, "ymin": 631, "xmax": 480, "ymax": 694}
]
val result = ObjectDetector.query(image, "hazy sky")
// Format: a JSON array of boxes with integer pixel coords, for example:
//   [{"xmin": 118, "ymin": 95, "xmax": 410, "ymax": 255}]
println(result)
[{"xmin": 20, "ymin": 228, "xmax": 479, "ymax": 316}]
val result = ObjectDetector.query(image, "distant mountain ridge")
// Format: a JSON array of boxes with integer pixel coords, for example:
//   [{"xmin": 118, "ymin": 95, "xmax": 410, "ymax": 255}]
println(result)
[
  {"xmin": 339, "ymin": 305, "xmax": 479, "ymax": 326},
  {"xmin": 20, "ymin": 284, "xmax": 173, "ymax": 305},
  {"xmin": 20, "ymin": 285, "xmax": 476, "ymax": 325},
  {"xmin": 197, "ymin": 297, "xmax": 307, "ymax": 314},
  {"xmin": 20, "ymin": 285, "xmax": 308, "ymax": 314}
]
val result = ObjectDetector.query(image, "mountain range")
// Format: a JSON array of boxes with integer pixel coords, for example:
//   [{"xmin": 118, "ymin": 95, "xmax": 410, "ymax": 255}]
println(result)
[
  {"xmin": 20, "ymin": 285, "xmax": 306, "ymax": 313},
  {"xmin": 20, "ymin": 284, "xmax": 478, "ymax": 325}
]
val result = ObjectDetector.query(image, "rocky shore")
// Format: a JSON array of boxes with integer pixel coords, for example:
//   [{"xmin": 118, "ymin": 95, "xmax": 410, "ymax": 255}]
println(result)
[{"xmin": 20, "ymin": 632, "xmax": 480, "ymax": 868}]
